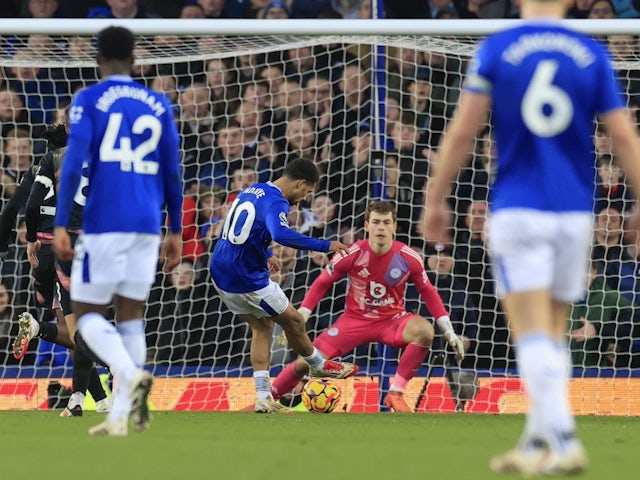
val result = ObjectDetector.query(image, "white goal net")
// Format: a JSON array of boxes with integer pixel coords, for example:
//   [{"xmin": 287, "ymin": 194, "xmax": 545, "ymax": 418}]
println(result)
[{"xmin": 0, "ymin": 19, "xmax": 639, "ymax": 414}]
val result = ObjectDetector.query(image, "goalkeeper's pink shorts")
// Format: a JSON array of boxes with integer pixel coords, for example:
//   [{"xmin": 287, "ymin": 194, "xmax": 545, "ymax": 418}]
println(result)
[{"xmin": 313, "ymin": 311, "xmax": 417, "ymax": 359}]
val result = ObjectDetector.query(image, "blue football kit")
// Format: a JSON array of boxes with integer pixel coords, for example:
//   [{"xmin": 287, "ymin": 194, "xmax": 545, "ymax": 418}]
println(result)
[
  {"xmin": 464, "ymin": 22, "xmax": 624, "ymax": 213},
  {"xmin": 210, "ymin": 182, "xmax": 330, "ymax": 293},
  {"xmin": 55, "ymin": 75, "xmax": 182, "ymax": 235}
]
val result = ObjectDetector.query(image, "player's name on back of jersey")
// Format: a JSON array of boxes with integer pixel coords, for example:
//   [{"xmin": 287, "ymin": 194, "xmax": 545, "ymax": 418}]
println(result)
[
  {"xmin": 96, "ymin": 85, "xmax": 167, "ymax": 116},
  {"xmin": 244, "ymin": 186, "xmax": 265, "ymax": 198},
  {"xmin": 501, "ymin": 32, "xmax": 595, "ymax": 67}
]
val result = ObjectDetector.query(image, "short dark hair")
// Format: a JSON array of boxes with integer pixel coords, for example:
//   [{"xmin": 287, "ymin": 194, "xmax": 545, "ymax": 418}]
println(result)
[
  {"xmin": 365, "ymin": 201, "xmax": 397, "ymax": 222},
  {"xmin": 282, "ymin": 158, "xmax": 320, "ymax": 184},
  {"xmin": 96, "ymin": 26, "xmax": 135, "ymax": 61}
]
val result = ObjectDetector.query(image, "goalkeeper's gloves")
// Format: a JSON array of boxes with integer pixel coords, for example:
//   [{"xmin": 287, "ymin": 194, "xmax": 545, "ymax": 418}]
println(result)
[{"xmin": 436, "ymin": 315, "xmax": 465, "ymax": 361}]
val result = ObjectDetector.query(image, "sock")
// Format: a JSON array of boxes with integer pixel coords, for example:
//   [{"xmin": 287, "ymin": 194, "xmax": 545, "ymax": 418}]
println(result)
[
  {"xmin": 517, "ymin": 333, "xmax": 576, "ymax": 453},
  {"xmin": 254, "ymin": 370, "xmax": 271, "ymax": 401},
  {"xmin": 302, "ymin": 347, "xmax": 325, "ymax": 370},
  {"xmin": 72, "ymin": 347, "xmax": 93, "ymax": 396},
  {"xmin": 271, "ymin": 362, "xmax": 303, "ymax": 400},
  {"xmin": 38, "ymin": 322, "xmax": 58, "ymax": 342},
  {"xmin": 77, "ymin": 312, "xmax": 136, "ymax": 422},
  {"xmin": 88, "ymin": 367, "xmax": 107, "ymax": 402},
  {"xmin": 555, "ymin": 339, "xmax": 572, "ymax": 382},
  {"xmin": 516, "ymin": 333, "xmax": 552, "ymax": 444},
  {"xmin": 391, "ymin": 343, "xmax": 430, "ymax": 392},
  {"xmin": 67, "ymin": 391, "xmax": 85, "ymax": 409},
  {"xmin": 546, "ymin": 345, "xmax": 578, "ymax": 452},
  {"xmin": 116, "ymin": 320, "xmax": 146, "ymax": 368}
]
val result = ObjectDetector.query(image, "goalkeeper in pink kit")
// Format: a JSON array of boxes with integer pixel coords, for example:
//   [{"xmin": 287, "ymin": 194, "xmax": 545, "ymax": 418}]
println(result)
[{"xmin": 272, "ymin": 201, "xmax": 464, "ymax": 411}]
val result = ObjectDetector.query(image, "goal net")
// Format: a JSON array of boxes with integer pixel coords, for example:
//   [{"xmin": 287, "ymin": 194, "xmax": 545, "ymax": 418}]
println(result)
[{"xmin": 0, "ymin": 19, "xmax": 639, "ymax": 414}]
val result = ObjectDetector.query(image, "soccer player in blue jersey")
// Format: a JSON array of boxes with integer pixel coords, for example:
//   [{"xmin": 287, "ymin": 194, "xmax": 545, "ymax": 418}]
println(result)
[
  {"xmin": 53, "ymin": 26, "xmax": 182, "ymax": 436},
  {"xmin": 210, "ymin": 158, "xmax": 359, "ymax": 413},
  {"xmin": 423, "ymin": 0, "xmax": 640, "ymax": 475}
]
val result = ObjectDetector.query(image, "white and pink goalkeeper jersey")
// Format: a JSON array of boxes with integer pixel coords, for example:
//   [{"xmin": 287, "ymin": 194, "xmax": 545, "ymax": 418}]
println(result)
[{"xmin": 301, "ymin": 240, "xmax": 448, "ymax": 321}]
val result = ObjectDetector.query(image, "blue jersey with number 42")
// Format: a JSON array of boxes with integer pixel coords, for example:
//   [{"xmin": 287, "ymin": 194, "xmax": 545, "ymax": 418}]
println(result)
[
  {"xmin": 210, "ymin": 182, "xmax": 330, "ymax": 293},
  {"xmin": 465, "ymin": 22, "xmax": 624, "ymax": 213},
  {"xmin": 55, "ymin": 75, "xmax": 182, "ymax": 235}
]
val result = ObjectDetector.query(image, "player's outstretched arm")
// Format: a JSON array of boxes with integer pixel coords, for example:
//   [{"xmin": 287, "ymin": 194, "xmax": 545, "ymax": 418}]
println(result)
[{"xmin": 327, "ymin": 240, "xmax": 349, "ymax": 257}]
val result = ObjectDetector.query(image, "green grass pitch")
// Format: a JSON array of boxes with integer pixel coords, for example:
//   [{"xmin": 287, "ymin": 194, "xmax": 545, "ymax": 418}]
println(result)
[{"xmin": 1, "ymin": 412, "xmax": 638, "ymax": 479}]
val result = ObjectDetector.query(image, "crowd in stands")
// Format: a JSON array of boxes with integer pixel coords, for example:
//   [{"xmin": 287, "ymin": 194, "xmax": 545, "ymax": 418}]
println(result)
[{"xmin": 0, "ymin": 0, "xmax": 639, "ymax": 372}]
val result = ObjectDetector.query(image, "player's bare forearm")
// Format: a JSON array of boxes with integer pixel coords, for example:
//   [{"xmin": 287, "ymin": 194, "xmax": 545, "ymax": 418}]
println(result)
[
  {"xmin": 423, "ymin": 92, "xmax": 490, "ymax": 243},
  {"xmin": 53, "ymin": 227, "xmax": 73, "ymax": 261},
  {"xmin": 162, "ymin": 232, "xmax": 182, "ymax": 272}
]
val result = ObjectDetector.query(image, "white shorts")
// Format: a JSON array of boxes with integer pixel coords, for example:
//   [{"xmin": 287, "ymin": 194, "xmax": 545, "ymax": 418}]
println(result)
[
  {"xmin": 486, "ymin": 209, "xmax": 593, "ymax": 303},
  {"xmin": 212, "ymin": 278, "xmax": 289, "ymax": 319},
  {"xmin": 71, "ymin": 232, "xmax": 161, "ymax": 304}
]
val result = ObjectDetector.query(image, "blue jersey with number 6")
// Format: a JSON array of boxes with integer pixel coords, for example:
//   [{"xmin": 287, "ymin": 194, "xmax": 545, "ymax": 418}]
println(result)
[
  {"xmin": 464, "ymin": 22, "xmax": 624, "ymax": 213},
  {"xmin": 55, "ymin": 75, "xmax": 182, "ymax": 235},
  {"xmin": 210, "ymin": 182, "xmax": 330, "ymax": 293}
]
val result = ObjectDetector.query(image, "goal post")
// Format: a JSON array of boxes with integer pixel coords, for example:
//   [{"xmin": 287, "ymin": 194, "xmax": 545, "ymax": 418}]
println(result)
[{"xmin": 0, "ymin": 19, "xmax": 639, "ymax": 414}]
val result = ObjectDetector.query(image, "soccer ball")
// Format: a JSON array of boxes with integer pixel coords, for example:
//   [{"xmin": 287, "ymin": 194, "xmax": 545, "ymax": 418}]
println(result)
[{"xmin": 301, "ymin": 379, "xmax": 341, "ymax": 413}]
